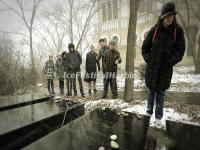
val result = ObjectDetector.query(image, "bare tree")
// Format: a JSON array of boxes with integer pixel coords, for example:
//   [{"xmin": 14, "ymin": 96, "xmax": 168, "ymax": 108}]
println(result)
[
  {"xmin": 37, "ymin": 0, "xmax": 100, "ymax": 56},
  {"xmin": 175, "ymin": 0, "xmax": 200, "ymax": 73},
  {"xmin": 123, "ymin": 0, "xmax": 140, "ymax": 102},
  {"xmin": 0, "ymin": 34, "xmax": 15, "ymax": 95},
  {"xmin": 0, "ymin": 0, "xmax": 43, "ymax": 85}
]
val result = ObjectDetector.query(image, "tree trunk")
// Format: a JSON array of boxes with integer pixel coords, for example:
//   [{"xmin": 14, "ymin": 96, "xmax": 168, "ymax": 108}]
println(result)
[
  {"xmin": 195, "ymin": 38, "xmax": 200, "ymax": 74},
  {"xmin": 29, "ymin": 29, "xmax": 36, "ymax": 85},
  {"xmin": 69, "ymin": 0, "xmax": 73, "ymax": 43},
  {"xmin": 123, "ymin": 0, "xmax": 140, "ymax": 102}
]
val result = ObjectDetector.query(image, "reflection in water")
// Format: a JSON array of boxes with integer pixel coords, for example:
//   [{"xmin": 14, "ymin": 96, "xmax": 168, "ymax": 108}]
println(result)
[
  {"xmin": 0, "ymin": 100, "xmax": 84, "ymax": 150},
  {"xmin": 23, "ymin": 108, "xmax": 150, "ymax": 150},
  {"xmin": 166, "ymin": 120, "xmax": 200, "ymax": 150}
]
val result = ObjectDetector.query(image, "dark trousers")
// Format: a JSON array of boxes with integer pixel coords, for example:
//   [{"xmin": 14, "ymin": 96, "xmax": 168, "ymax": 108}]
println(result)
[
  {"xmin": 77, "ymin": 72, "xmax": 84, "ymax": 94},
  {"xmin": 47, "ymin": 79, "xmax": 54, "ymax": 94},
  {"xmin": 146, "ymin": 88, "xmax": 165, "ymax": 119},
  {"xmin": 68, "ymin": 73, "xmax": 77, "ymax": 95},
  {"xmin": 103, "ymin": 72, "xmax": 118, "ymax": 98},
  {"xmin": 59, "ymin": 78, "xmax": 64, "ymax": 94},
  {"xmin": 66, "ymin": 78, "xmax": 70, "ymax": 94}
]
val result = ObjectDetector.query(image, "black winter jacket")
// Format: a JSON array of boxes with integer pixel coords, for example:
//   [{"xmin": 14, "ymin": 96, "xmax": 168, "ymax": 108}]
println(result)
[{"xmin": 142, "ymin": 18, "xmax": 185, "ymax": 90}]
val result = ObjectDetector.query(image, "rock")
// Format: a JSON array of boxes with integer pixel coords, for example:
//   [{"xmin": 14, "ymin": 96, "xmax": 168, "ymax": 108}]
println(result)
[
  {"xmin": 111, "ymin": 140, "xmax": 119, "ymax": 149},
  {"xmin": 102, "ymin": 106, "xmax": 106, "ymax": 111},
  {"xmin": 110, "ymin": 135, "xmax": 117, "ymax": 140},
  {"xmin": 98, "ymin": 146, "xmax": 105, "ymax": 150}
]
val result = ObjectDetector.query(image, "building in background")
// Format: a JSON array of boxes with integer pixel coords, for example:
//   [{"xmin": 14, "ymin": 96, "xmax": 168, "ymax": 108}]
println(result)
[{"xmin": 94, "ymin": 0, "xmax": 196, "ymax": 70}]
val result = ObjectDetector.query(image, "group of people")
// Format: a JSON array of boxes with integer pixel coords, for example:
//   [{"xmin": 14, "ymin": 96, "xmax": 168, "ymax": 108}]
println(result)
[
  {"xmin": 44, "ymin": 1, "xmax": 186, "ymax": 122},
  {"xmin": 44, "ymin": 39, "xmax": 122, "ymax": 99}
]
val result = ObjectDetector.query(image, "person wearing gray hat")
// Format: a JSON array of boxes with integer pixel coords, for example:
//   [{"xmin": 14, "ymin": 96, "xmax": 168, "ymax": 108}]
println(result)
[{"xmin": 141, "ymin": 1, "xmax": 185, "ymax": 123}]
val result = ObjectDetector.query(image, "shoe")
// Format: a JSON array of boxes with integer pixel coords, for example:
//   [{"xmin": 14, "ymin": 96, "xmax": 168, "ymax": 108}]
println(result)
[
  {"xmin": 94, "ymin": 89, "xmax": 97, "ymax": 94},
  {"xmin": 52, "ymin": 90, "xmax": 55, "ymax": 95},
  {"xmin": 81, "ymin": 92, "xmax": 85, "ymax": 97},
  {"xmin": 80, "ymin": 89, "xmax": 85, "ymax": 97},
  {"xmin": 67, "ymin": 92, "xmax": 72, "ymax": 96},
  {"xmin": 112, "ymin": 96, "xmax": 118, "ymax": 99},
  {"xmin": 155, "ymin": 119, "xmax": 162, "ymax": 126},
  {"xmin": 101, "ymin": 95, "xmax": 108, "ymax": 99},
  {"xmin": 88, "ymin": 89, "xmax": 92, "ymax": 96},
  {"xmin": 74, "ymin": 92, "xmax": 77, "ymax": 96}
]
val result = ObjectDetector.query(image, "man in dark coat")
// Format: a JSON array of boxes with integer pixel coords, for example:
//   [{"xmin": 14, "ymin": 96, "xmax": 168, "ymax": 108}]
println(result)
[
  {"xmin": 98, "ymin": 38, "xmax": 109, "ymax": 74},
  {"xmin": 75, "ymin": 50, "xmax": 85, "ymax": 97},
  {"xmin": 67, "ymin": 43, "xmax": 84, "ymax": 96},
  {"xmin": 141, "ymin": 2, "xmax": 185, "ymax": 121},
  {"xmin": 102, "ymin": 40, "xmax": 122, "ymax": 99},
  {"xmin": 84, "ymin": 45, "xmax": 100, "ymax": 96}
]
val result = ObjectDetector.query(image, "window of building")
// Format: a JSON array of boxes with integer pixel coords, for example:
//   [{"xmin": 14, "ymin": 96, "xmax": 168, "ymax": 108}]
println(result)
[
  {"xmin": 102, "ymin": 2, "xmax": 107, "ymax": 22},
  {"xmin": 107, "ymin": 0, "xmax": 112, "ymax": 21},
  {"xmin": 121, "ymin": 0, "xmax": 128, "ymax": 17},
  {"xmin": 138, "ymin": 0, "xmax": 145, "ymax": 13},
  {"xmin": 112, "ymin": 0, "xmax": 118, "ymax": 19},
  {"xmin": 146, "ymin": 0, "xmax": 152, "ymax": 12}
]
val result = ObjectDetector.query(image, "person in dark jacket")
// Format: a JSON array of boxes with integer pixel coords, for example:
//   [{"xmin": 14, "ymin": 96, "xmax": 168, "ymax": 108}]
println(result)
[
  {"xmin": 61, "ymin": 51, "xmax": 70, "ymax": 95},
  {"xmin": 102, "ymin": 40, "xmax": 122, "ymax": 99},
  {"xmin": 67, "ymin": 43, "xmax": 84, "ymax": 96},
  {"xmin": 75, "ymin": 50, "xmax": 85, "ymax": 97},
  {"xmin": 141, "ymin": 2, "xmax": 185, "ymax": 121},
  {"xmin": 55, "ymin": 54, "xmax": 65, "ymax": 95},
  {"xmin": 44, "ymin": 55, "xmax": 55, "ymax": 95},
  {"xmin": 98, "ymin": 38, "xmax": 109, "ymax": 74},
  {"xmin": 84, "ymin": 45, "xmax": 100, "ymax": 96}
]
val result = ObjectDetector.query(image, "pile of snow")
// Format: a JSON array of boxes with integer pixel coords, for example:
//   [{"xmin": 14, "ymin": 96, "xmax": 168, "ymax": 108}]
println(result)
[
  {"xmin": 85, "ymin": 99, "xmax": 200, "ymax": 130},
  {"xmin": 85, "ymin": 99, "xmax": 130, "ymax": 113}
]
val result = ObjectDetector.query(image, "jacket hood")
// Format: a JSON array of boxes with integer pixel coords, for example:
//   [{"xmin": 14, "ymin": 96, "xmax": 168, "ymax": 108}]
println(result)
[
  {"xmin": 160, "ymin": 2, "xmax": 177, "ymax": 20},
  {"xmin": 61, "ymin": 51, "xmax": 67, "ymax": 59}
]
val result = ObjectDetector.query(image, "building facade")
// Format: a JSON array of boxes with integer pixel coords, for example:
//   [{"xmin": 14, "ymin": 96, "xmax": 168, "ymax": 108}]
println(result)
[{"xmin": 94, "ymin": 0, "xmax": 196, "ymax": 70}]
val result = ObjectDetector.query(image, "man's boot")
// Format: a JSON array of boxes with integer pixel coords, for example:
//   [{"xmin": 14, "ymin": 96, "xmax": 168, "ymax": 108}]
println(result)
[
  {"xmin": 94, "ymin": 89, "xmax": 97, "ymax": 97},
  {"xmin": 101, "ymin": 92, "xmax": 108, "ymax": 99},
  {"xmin": 112, "ymin": 95, "xmax": 118, "ymax": 99},
  {"xmin": 74, "ymin": 90, "xmax": 77, "ymax": 96},
  {"xmin": 80, "ymin": 89, "xmax": 85, "ymax": 97},
  {"xmin": 88, "ymin": 89, "xmax": 92, "ymax": 96}
]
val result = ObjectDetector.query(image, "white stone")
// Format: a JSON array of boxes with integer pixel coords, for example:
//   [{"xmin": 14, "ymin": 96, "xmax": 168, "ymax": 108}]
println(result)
[
  {"xmin": 110, "ymin": 134, "xmax": 117, "ymax": 140},
  {"xmin": 111, "ymin": 140, "xmax": 119, "ymax": 149},
  {"xmin": 102, "ymin": 106, "xmax": 106, "ymax": 111},
  {"xmin": 98, "ymin": 146, "xmax": 105, "ymax": 150}
]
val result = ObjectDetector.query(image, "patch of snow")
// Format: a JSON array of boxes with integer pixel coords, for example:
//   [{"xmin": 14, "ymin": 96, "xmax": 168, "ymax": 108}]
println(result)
[
  {"xmin": 123, "ymin": 104, "xmax": 199, "ymax": 129},
  {"xmin": 85, "ymin": 99, "xmax": 200, "ymax": 130},
  {"xmin": 36, "ymin": 83, "xmax": 43, "ymax": 87},
  {"xmin": 85, "ymin": 99, "xmax": 130, "ymax": 112}
]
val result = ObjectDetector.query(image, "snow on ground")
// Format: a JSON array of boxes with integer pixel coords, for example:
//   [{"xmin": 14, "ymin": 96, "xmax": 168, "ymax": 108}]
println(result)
[
  {"xmin": 84, "ymin": 99, "xmax": 200, "ymax": 130},
  {"xmin": 170, "ymin": 66, "xmax": 200, "ymax": 92},
  {"xmin": 95, "ymin": 65, "xmax": 200, "ymax": 93}
]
